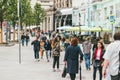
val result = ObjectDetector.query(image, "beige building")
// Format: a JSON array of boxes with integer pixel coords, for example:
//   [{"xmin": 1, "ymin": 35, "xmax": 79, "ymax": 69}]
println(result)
[
  {"xmin": 53, "ymin": 0, "xmax": 72, "ymax": 31},
  {"xmin": 29, "ymin": 0, "xmax": 73, "ymax": 31}
]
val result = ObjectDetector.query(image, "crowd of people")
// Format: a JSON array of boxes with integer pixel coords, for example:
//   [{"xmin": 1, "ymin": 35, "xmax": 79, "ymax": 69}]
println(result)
[{"xmin": 23, "ymin": 29, "xmax": 120, "ymax": 80}]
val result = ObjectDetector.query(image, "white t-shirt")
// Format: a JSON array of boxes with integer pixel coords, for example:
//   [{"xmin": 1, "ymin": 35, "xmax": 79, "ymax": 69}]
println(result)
[
  {"xmin": 96, "ymin": 49, "xmax": 101, "ymax": 60},
  {"xmin": 103, "ymin": 40, "xmax": 120, "ymax": 76}
]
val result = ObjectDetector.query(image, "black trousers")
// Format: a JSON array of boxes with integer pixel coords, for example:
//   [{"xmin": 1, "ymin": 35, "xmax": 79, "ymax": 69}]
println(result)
[
  {"xmin": 93, "ymin": 66, "xmax": 102, "ymax": 80},
  {"xmin": 111, "ymin": 74, "xmax": 120, "ymax": 80},
  {"xmin": 69, "ymin": 73, "xmax": 76, "ymax": 80},
  {"xmin": 53, "ymin": 56, "xmax": 59, "ymax": 69}
]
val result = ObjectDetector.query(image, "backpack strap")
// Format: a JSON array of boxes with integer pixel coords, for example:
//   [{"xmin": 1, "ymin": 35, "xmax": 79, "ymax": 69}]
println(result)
[
  {"xmin": 118, "ymin": 51, "xmax": 120, "ymax": 74},
  {"xmin": 118, "ymin": 51, "xmax": 120, "ymax": 77}
]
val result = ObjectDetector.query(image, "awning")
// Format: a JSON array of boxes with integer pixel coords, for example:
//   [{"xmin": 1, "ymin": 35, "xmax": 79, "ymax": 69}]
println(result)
[
  {"xmin": 60, "ymin": 8, "xmax": 73, "ymax": 15},
  {"xmin": 89, "ymin": 27, "xmax": 111, "ymax": 32},
  {"xmin": 57, "ymin": 26, "xmax": 72, "ymax": 30},
  {"xmin": 67, "ymin": 26, "xmax": 91, "ymax": 32},
  {"xmin": 59, "ymin": 26, "xmax": 111, "ymax": 32}
]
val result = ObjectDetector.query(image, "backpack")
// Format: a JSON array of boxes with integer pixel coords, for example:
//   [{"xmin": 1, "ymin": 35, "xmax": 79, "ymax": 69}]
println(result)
[{"xmin": 64, "ymin": 43, "xmax": 70, "ymax": 49}]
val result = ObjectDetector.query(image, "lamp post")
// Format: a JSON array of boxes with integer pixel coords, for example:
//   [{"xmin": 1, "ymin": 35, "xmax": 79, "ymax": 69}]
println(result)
[{"xmin": 18, "ymin": 0, "xmax": 21, "ymax": 64}]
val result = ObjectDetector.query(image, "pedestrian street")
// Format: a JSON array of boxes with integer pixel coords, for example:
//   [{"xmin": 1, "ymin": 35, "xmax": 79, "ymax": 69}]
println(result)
[{"xmin": 0, "ymin": 37, "xmax": 107, "ymax": 80}]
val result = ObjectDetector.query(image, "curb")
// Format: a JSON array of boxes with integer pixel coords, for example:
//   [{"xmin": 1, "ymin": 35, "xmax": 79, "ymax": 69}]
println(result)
[{"xmin": 0, "ymin": 43, "xmax": 15, "ymax": 47}]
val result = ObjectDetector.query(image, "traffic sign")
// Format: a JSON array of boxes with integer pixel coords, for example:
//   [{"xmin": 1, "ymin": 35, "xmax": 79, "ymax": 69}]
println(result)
[{"xmin": 109, "ymin": 14, "xmax": 115, "ymax": 24}]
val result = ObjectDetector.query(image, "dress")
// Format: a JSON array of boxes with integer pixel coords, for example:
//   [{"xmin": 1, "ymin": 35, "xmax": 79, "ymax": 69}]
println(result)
[{"xmin": 64, "ymin": 46, "xmax": 83, "ymax": 74}]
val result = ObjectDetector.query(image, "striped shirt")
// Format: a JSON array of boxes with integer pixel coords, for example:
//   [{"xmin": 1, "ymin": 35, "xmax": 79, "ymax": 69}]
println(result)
[{"xmin": 103, "ymin": 40, "xmax": 120, "ymax": 76}]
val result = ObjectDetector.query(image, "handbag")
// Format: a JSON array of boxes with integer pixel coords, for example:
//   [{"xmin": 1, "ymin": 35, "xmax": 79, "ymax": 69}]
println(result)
[
  {"xmin": 93, "ymin": 60, "xmax": 101, "ymax": 68},
  {"xmin": 62, "ymin": 66, "xmax": 67, "ymax": 78}
]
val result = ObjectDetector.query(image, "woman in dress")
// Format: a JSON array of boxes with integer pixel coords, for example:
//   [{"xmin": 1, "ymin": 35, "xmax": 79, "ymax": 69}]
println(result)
[{"xmin": 64, "ymin": 37, "xmax": 83, "ymax": 80}]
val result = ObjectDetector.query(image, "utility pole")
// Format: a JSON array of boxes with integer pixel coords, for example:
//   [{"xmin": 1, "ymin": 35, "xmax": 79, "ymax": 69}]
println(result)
[
  {"xmin": 87, "ymin": 0, "xmax": 90, "ymax": 35},
  {"xmin": 18, "ymin": 0, "xmax": 21, "ymax": 64}
]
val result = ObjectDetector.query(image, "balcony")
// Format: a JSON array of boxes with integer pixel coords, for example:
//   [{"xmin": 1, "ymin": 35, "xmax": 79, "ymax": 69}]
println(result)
[
  {"xmin": 91, "ymin": 0, "xmax": 111, "ymax": 5},
  {"xmin": 92, "ymin": 0, "xmax": 102, "ymax": 3}
]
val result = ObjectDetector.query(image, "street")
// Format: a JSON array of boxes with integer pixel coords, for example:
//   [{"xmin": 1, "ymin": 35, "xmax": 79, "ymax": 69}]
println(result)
[{"xmin": 0, "ymin": 37, "xmax": 107, "ymax": 80}]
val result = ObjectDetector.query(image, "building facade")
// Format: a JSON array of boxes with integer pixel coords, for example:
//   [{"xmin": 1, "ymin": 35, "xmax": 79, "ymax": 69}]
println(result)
[
  {"xmin": 53, "ymin": 0, "xmax": 72, "ymax": 31},
  {"xmin": 76, "ymin": 0, "xmax": 120, "ymax": 38}
]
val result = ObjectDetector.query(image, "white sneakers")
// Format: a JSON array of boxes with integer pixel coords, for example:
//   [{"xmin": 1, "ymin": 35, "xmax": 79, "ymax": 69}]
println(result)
[
  {"xmin": 34, "ymin": 59, "xmax": 40, "ymax": 62},
  {"xmin": 53, "ymin": 69, "xmax": 61, "ymax": 72}
]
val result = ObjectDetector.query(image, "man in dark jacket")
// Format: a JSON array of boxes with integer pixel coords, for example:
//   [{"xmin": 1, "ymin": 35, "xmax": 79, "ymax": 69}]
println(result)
[
  {"xmin": 21, "ymin": 33, "xmax": 26, "ymax": 46},
  {"xmin": 31, "ymin": 37, "xmax": 40, "ymax": 62},
  {"xmin": 25, "ymin": 34, "xmax": 30, "ymax": 46}
]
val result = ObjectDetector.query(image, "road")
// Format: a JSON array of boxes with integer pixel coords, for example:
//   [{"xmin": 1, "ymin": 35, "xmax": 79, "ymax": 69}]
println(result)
[{"xmin": 0, "ymin": 37, "xmax": 107, "ymax": 80}]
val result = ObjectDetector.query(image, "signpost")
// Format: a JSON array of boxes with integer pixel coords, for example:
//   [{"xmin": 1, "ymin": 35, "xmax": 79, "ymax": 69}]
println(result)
[{"xmin": 109, "ymin": 14, "xmax": 115, "ymax": 39}]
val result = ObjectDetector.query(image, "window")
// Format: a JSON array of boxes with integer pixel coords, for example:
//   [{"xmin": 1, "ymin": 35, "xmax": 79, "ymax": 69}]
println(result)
[
  {"xmin": 110, "ymin": 6, "xmax": 113, "ymax": 14},
  {"xmin": 104, "ymin": 7, "xmax": 107, "ymax": 20},
  {"xmin": 38, "ymin": 0, "xmax": 50, "ymax": 3},
  {"xmin": 116, "ymin": 3, "xmax": 120, "ymax": 18}
]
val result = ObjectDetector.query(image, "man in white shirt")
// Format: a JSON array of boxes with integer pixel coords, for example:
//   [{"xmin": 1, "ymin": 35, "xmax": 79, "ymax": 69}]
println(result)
[{"xmin": 102, "ymin": 32, "xmax": 120, "ymax": 80}]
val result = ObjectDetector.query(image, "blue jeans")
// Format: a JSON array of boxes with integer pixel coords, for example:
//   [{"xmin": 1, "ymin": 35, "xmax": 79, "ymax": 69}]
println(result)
[
  {"xmin": 46, "ymin": 50, "xmax": 50, "ymax": 60},
  {"xmin": 26, "ymin": 39, "xmax": 29, "ymax": 46},
  {"xmin": 21, "ymin": 39, "xmax": 24, "ymax": 46},
  {"xmin": 84, "ymin": 54, "xmax": 91, "ymax": 69},
  {"xmin": 34, "ymin": 50, "xmax": 39, "ymax": 59}
]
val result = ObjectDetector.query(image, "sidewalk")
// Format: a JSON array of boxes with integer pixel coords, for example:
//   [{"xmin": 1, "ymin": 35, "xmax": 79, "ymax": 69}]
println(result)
[{"xmin": 0, "ymin": 37, "xmax": 107, "ymax": 80}]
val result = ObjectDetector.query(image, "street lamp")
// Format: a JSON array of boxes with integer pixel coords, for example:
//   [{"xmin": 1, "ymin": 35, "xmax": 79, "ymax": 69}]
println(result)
[{"xmin": 17, "ymin": 0, "xmax": 21, "ymax": 64}]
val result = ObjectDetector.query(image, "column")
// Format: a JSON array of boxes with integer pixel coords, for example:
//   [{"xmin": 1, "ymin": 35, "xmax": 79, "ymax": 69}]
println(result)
[
  {"xmin": 50, "ymin": 15, "xmax": 53, "ymax": 30},
  {"xmin": 0, "ymin": 28, "xmax": 2, "ymax": 43},
  {"xmin": 63, "ymin": 15, "xmax": 68, "ymax": 26}
]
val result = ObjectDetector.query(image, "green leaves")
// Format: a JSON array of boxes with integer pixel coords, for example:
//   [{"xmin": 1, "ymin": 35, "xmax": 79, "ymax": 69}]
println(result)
[
  {"xmin": 34, "ymin": 3, "xmax": 46, "ymax": 25},
  {"xmin": 0, "ymin": 0, "xmax": 46, "ymax": 28}
]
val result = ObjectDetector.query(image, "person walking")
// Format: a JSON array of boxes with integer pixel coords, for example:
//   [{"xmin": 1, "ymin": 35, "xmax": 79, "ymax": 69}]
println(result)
[
  {"xmin": 102, "ymin": 32, "xmax": 120, "ymax": 80},
  {"xmin": 82, "ymin": 37, "xmax": 92, "ymax": 70},
  {"xmin": 64, "ymin": 38, "xmax": 70, "ymax": 51},
  {"xmin": 44, "ymin": 39, "xmax": 52, "ymax": 62},
  {"xmin": 64, "ymin": 37, "xmax": 83, "ymax": 80},
  {"xmin": 25, "ymin": 34, "xmax": 30, "ymax": 46},
  {"xmin": 40, "ymin": 39, "xmax": 45, "ymax": 59},
  {"xmin": 21, "ymin": 33, "xmax": 26, "ymax": 46},
  {"xmin": 92, "ymin": 38, "xmax": 100, "ymax": 52},
  {"xmin": 52, "ymin": 37, "xmax": 61, "ymax": 72},
  {"xmin": 92, "ymin": 41, "xmax": 105, "ymax": 80},
  {"xmin": 31, "ymin": 37, "xmax": 40, "ymax": 62}
]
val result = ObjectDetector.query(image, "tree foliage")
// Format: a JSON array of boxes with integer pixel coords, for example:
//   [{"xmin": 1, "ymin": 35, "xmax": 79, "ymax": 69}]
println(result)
[
  {"xmin": 0, "ymin": 0, "xmax": 8, "ymax": 26},
  {"xmin": 0, "ymin": 0, "xmax": 46, "ymax": 29},
  {"xmin": 34, "ymin": 3, "xmax": 46, "ymax": 26}
]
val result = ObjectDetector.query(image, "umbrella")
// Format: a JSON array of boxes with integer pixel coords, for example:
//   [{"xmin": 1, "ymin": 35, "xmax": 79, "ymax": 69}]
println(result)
[
  {"xmin": 66, "ymin": 26, "xmax": 91, "ymax": 32},
  {"xmin": 90, "ymin": 27, "xmax": 111, "ymax": 32},
  {"xmin": 57, "ymin": 26, "xmax": 72, "ymax": 30}
]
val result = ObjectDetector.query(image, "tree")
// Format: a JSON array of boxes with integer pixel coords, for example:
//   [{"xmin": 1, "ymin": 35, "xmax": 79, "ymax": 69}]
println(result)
[
  {"xmin": 4, "ymin": 0, "xmax": 33, "ymax": 41},
  {"xmin": 0, "ymin": 0, "xmax": 8, "ymax": 43},
  {"xmin": 34, "ymin": 3, "xmax": 46, "ymax": 30}
]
